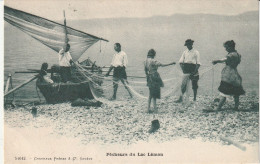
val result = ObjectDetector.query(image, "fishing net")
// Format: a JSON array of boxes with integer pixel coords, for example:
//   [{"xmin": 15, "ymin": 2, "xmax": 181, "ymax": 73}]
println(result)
[
  {"xmin": 4, "ymin": 6, "xmax": 104, "ymax": 61},
  {"xmin": 73, "ymin": 61, "xmax": 218, "ymax": 103}
]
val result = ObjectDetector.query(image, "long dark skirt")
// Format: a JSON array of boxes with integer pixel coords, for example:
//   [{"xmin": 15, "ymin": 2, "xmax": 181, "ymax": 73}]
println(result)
[
  {"xmin": 218, "ymin": 81, "xmax": 245, "ymax": 96},
  {"xmin": 147, "ymin": 72, "xmax": 163, "ymax": 99}
]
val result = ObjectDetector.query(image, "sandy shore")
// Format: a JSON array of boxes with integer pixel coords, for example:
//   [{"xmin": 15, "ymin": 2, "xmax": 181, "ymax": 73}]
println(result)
[{"xmin": 4, "ymin": 94, "xmax": 259, "ymax": 163}]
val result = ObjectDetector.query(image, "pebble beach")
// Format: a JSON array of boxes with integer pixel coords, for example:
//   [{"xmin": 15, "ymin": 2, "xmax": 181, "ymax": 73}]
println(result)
[
  {"xmin": 4, "ymin": 93, "xmax": 259, "ymax": 163},
  {"xmin": 5, "ymin": 93, "xmax": 259, "ymax": 145}
]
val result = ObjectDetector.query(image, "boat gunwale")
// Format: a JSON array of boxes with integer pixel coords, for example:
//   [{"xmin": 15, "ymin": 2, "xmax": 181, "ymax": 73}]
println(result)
[{"xmin": 36, "ymin": 81, "xmax": 90, "ymax": 86}]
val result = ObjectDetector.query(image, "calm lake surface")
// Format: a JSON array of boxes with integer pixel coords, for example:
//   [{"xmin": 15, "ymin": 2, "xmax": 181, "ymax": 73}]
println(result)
[{"xmin": 4, "ymin": 14, "xmax": 259, "ymax": 102}]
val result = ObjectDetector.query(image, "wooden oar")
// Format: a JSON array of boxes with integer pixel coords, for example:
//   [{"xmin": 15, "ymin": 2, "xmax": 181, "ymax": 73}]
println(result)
[
  {"xmin": 4, "ymin": 74, "xmax": 12, "ymax": 94},
  {"xmin": 15, "ymin": 71, "xmax": 38, "ymax": 74},
  {"xmin": 27, "ymin": 69, "xmax": 52, "ymax": 73},
  {"xmin": 105, "ymin": 74, "xmax": 146, "ymax": 79},
  {"xmin": 4, "ymin": 75, "xmax": 38, "ymax": 97}
]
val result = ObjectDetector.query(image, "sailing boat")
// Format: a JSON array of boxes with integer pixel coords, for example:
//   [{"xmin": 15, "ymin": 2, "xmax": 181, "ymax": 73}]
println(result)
[{"xmin": 4, "ymin": 6, "xmax": 109, "ymax": 103}]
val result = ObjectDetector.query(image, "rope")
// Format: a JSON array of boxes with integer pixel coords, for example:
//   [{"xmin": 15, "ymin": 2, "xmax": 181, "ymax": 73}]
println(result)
[
  {"xmin": 76, "ymin": 64, "xmax": 180, "ymax": 86},
  {"xmin": 74, "ymin": 61, "xmax": 218, "ymax": 102},
  {"xmin": 78, "ymin": 63, "xmax": 181, "ymax": 83},
  {"xmin": 128, "ymin": 76, "xmax": 180, "ymax": 84}
]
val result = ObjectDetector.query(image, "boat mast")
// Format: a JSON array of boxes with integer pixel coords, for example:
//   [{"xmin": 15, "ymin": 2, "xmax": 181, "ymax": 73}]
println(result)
[{"xmin": 63, "ymin": 10, "xmax": 69, "ymax": 49}]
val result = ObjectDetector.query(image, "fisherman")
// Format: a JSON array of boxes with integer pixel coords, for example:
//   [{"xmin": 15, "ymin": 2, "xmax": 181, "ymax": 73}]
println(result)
[
  {"xmin": 175, "ymin": 39, "xmax": 201, "ymax": 102},
  {"xmin": 39, "ymin": 63, "xmax": 53, "ymax": 84},
  {"xmin": 58, "ymin": 43, "xmax": 73, "ymax": 83},
  {"xmin": 144, "ymin": 49, "xmax": 176, "ymax": 113},
  {"xmin": 106, "ymin": 43, "xmax": 132, "ymax": 100}
]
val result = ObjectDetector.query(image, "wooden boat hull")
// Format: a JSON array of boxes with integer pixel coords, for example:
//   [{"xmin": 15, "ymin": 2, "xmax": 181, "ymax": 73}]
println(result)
[{"xmin": 36, "ymin": 80, "xmax": 94, "ymax": 104}]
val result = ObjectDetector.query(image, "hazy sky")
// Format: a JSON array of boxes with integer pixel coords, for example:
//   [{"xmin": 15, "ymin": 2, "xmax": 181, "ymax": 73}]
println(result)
[{"xmin": 4, "ymin": 0, "xmax": 259, "ymax": 20}]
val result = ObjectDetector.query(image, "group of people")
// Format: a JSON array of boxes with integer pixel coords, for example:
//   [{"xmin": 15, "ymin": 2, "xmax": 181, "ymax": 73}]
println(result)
[
  {"xmin": 105, "ymin": 39, "xmax": 245, "ymax": 113},
  {"xmin": 54, "ymin": 37, "xmax": 245, "ymax": 113},
  {"xmin": 41, "ymin": 15, "xmax": 245, "ymax": 112}
]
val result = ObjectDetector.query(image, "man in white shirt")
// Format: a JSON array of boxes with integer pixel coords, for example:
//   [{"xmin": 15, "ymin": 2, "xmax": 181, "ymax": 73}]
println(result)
[
  {"xmin": 176, "ymin": 39, "xmax": 201, "ymax": 102},
  {"xmin": 58, "ymin": 43, "xmax": 73, "ymax": 82},
  {"xmin": 106, "ymin": 43, "xmax": 132, "ymax": 100}
]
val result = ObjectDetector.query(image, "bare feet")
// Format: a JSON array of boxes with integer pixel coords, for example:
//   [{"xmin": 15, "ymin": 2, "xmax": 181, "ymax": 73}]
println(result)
[
  {"xmin": 109, "ymin": 96, "xmax": 116, "ymax": 101},
  {"xmin": 233, "ymin": 107, "xmax": 239, "ymax": 111},
  {"xmin": 175, "ymin": 97, "xmax": 183, "ymax": 103},
  {"xmin": 147, "ymin": 109, "xmax": 152, "ymax": 113},
  {"xmin": 174, "ymin": 96, "xmax": 183, "ymax": 103}
]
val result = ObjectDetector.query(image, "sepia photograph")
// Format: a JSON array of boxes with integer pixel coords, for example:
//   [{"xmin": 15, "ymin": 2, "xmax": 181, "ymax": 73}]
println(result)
[{"xmin": 2, "ymin": 0, "xmax": 259, "ymax": 163}]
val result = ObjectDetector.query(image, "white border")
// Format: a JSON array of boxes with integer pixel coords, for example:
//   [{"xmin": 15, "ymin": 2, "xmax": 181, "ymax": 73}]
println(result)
[{"xmin": 0, "ymin": 1, "xmax": 4, "ymax": 164}]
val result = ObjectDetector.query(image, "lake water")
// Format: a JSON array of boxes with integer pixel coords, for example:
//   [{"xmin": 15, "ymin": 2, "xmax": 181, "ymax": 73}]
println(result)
[{"xmin": 4, "ymin": 15, "xmax": 259, "ymax": 102}]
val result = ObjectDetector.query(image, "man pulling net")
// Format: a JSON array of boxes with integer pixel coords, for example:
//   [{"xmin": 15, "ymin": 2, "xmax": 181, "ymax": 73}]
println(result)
[{"xmin": 106, "ymin": 43, "xmax": 133, "ymax": 100}]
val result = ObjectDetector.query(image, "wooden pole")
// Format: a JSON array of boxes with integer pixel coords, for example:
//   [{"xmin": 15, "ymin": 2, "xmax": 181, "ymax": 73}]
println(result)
[
  {"xmin": 220, "ymin": 136, "xmax": 246, "ymax": 151},
  {"xmin": 63, "ymin": 10, "xmax": 69, "ymax": 45},
  {"xmin": 4, "ymin": 74, "xmax": 11, "ymax": 94},
  {"xmin": 106, "ymin": 74, "xmax": 146, "ymax": 79},
  {"xmin": 15, "ymin": 71, "xmax": 38, "ymax": 74},
  {"xmin": 4, "ymin": 75, "xmax": 38, "ymax": 97}
]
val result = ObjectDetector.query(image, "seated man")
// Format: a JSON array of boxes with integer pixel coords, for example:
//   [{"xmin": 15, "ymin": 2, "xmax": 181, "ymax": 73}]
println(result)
[
  {"xmin": 39, "ymin": 63, "xmax": 53, "ymax": 84},
  {"xmin": 50, "ymin": 64, "xmax": 62, "ymax": 83}
]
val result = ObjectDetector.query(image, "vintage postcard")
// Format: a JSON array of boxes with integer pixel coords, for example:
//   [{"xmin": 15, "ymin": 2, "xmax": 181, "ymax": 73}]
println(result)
[{"xmin": 2, "ymin": 0, "xmax": 259, "ymax": 163}]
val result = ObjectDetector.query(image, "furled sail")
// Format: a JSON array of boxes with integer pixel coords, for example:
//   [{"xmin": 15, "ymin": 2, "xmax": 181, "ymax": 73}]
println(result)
[{"xmin": 4, "ymin": 6, "xmax": 108, "ymax": 61}]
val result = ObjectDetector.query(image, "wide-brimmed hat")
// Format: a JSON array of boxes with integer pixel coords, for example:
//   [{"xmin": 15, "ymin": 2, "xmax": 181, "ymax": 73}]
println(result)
[{"xmin": 184, "ymin": 39, "xmax": 194, "ymax": 46}]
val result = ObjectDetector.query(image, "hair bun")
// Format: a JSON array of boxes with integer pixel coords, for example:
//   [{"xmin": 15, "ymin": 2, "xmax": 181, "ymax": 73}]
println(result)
[
  {"xmin": 224, "ymin": 40, "xmax": 236, "ymax": 48},
  {"xmin": 148, "ymin": 49, "xmax": 156, "ymax": 57}
]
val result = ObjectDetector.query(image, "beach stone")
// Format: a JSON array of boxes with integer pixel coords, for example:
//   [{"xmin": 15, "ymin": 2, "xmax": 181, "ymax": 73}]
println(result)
[
  {"xmin": 31, "ymin": 107, "xmax": 37, "ymax": 117},
  {"xmin": 148, "ymin": 119, "xmax": 160, "ymax": 133},
  {"xmin": 71, "ymin": 98, "xmax": 103, "ymax": 107}
]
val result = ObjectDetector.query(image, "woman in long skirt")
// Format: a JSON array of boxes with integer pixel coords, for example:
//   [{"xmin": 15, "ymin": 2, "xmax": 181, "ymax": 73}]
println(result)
[
  {"xmin": 144, "ymin": 49, "xmax": 176, "ymax": 113},
  {"xmin": 212, "ymin": 40, "xmax": 245, "ymax": 110}
]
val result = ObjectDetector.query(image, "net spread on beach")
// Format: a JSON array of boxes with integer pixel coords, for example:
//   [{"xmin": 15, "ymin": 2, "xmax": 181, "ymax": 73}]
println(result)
[{"xmin": 73, "ymin": 63, "xmax": 217, "ymax": 102}]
